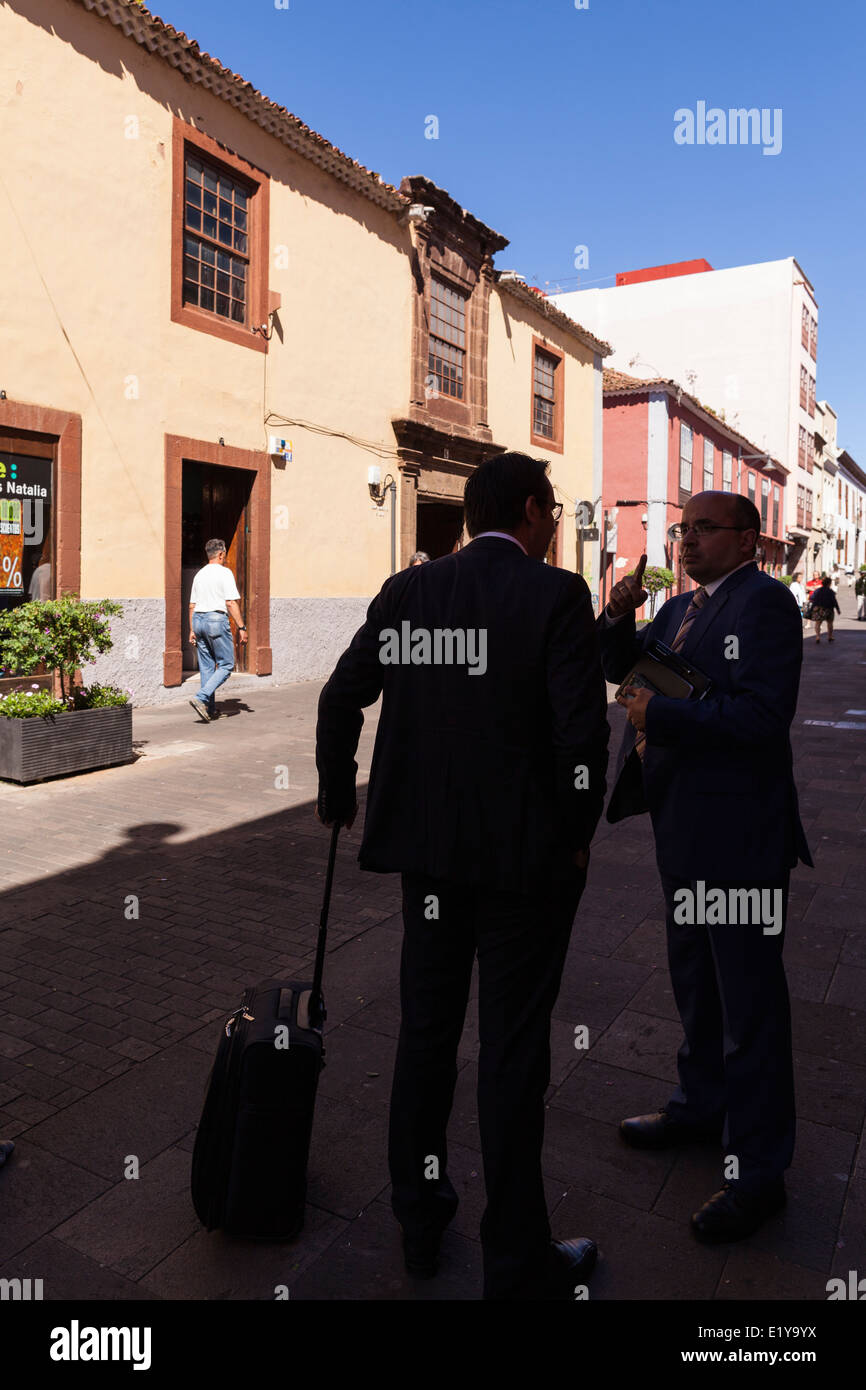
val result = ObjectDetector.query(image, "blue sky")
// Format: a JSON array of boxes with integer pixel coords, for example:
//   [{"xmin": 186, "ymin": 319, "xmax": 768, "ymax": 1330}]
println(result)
[{"xmin": 156, "ymin": 0, "xmax": 865, "ymax": 460}]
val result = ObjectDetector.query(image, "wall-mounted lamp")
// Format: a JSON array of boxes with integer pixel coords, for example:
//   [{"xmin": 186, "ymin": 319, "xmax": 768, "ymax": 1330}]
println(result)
[
  {"xmin": 368, "ymin": 466, "xmax": 397, "ymax": 574},
  {"xmin": 252, "ymin": 306, "xmax": 280, "ymax": 340}
]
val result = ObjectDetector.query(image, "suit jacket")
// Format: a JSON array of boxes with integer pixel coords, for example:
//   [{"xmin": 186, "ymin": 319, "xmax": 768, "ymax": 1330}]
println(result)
[
  {"xmin": 600, "ymin": 562, "xmax": 812, "ymax": 881},
  {"xmin": 316, "ymin": 536, "xmax": 610, "ymax": 893}
]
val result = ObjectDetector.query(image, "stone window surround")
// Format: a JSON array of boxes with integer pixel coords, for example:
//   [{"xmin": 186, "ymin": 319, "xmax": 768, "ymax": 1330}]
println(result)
[
  {"xmin": 163, "ymin": 433, "xmax": 272, "ymax": 687},
  {"xmin": 0, "ymin": 400, "xmax": 82, "ymax": 598},
  {"xmin": 171, "ymin": 116, "xmax": 271, "ymax": 355},
  {"xmin": 529, "ymin": 336, "xmax": 564, "ymax": 455}
]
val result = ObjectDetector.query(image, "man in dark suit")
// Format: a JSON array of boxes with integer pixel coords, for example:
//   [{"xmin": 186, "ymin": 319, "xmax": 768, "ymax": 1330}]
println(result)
[
  {"xmin": 600, "ymin": 491, "xmax": 812, "ymax": 1243},
  {"xmin": 316, "ymin": 452, "xmax": 610, "ymax": 1299}
]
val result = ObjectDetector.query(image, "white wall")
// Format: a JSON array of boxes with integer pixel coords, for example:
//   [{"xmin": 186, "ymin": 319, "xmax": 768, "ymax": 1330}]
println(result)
[{"xmin": 553, "ymin": 258, "xmax": 817, "ymax": 538}]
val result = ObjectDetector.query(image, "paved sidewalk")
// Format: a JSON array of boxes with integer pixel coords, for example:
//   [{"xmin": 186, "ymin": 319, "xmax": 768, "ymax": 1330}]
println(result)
[{"xmin": 0, "ymin": 589, "xmax": 863, "ymax": 1300}]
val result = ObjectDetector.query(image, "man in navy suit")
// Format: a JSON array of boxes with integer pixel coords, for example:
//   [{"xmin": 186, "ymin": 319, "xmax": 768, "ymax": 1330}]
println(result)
[
  {"xmin": 599, "ymin": 491, "xmax": 811, "ymax": 1243},
  {"xmin": 316, "ymin": 453, "xmax": 610, "ymax": 1299}
]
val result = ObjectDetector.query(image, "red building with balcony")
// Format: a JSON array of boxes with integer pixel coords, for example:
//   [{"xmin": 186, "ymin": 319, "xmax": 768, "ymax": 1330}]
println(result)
[{"xmin": 601, "ymin": 370, "xmax": 788, "ymax": 603}]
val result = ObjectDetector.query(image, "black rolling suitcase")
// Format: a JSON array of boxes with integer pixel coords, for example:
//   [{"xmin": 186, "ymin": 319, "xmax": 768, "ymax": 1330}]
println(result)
[{"xmin": 191, "ymin": 824, "xmax": 339, "ymax": 1239}]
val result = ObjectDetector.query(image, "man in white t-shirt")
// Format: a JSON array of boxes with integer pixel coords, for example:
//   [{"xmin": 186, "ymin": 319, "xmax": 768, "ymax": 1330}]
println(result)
[{"xmin": 188, "ymin": 538, "xmax": 248, "ymax": 722}]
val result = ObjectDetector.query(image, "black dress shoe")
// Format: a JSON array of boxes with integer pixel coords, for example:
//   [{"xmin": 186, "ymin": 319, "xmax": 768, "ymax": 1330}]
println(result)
[
  {"xmin": 399, "ymin": 1225, "xmax": 442, "ymax": 1278},
  {"xmin": 0, "ymin": 1139, "xmax": 15, "ymax": 1168},
  {"xmin": 691, "ymin": 1180, "xmax": 786, "ymax": 1244},
  {"xmin": 543, "ymin": 1237, "xmax": 598, "ymax": 1298},
  {"xmin": 619, "ymin": 1110, "xmax": 721, "ymax": 1150}
]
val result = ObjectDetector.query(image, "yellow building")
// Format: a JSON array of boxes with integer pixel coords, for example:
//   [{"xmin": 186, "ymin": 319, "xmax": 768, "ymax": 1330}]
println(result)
[{"xmin": 0, "ymin": 0, "xmax": 609, "ymax": 704}]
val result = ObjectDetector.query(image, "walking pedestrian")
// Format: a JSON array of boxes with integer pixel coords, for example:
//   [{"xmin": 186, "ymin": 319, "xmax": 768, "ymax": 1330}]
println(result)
[
  {"xmin": 810, "ymin": 575, "xmax": 840, "ymax": 644},
  {"xmin": 788, "ymin": 572, "xmax": 807, "ymax": 615},
  {"xmin": 188, "ymin": 539, "xmax": 248, "ymax": 721}
]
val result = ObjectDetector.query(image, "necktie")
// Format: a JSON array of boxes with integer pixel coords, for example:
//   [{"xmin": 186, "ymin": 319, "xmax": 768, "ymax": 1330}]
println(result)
[{"xmin": 634, "ymin": 587, "xmax": 707, "ymax": 760}]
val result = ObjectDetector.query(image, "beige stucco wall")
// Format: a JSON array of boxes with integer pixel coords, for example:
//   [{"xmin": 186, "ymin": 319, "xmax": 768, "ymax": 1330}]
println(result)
[
  {"xmin": 487, "ymin": 288, "xmax": 598, "ymax": 572},
  {"xmin": 0, "ymin": 0, "xmax": 411, "ymax": 603}
]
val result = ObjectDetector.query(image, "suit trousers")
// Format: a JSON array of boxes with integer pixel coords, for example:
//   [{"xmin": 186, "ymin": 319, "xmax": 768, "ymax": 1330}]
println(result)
[
  {"xmin": 660, "ymin": 872, "xmax": 796, "ymax": 1190},
  {"xmin": 390, "ymin": 868, "xmax": 585, "ymax": 1300}
]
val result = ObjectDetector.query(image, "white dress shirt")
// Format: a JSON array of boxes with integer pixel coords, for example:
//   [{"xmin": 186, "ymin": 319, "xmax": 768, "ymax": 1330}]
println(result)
[{"xmin": 474, "ymin": 531, "xmax": 528, "ymax": 555}]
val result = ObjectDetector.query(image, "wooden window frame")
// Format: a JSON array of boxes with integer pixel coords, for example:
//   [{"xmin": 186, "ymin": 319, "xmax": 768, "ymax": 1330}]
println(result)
[
  {"xmin": 171, "ymin": 118, "xmax": 270, "ymax": 354},
  {"xmin": 529, "ymin": 338, "xmax": 564, "ymax": 454},
  {"xmin": 722, "ymin": 450, "xmax": 733, "ymax": 492},
  {"xmin": 702, "ymin": 438, "xmax": 714, "ymax": 491},
  {"xmin": 678, "ymin": 422, "xmax": 693, "ymax": 502},
  {"xmin": 428, "ymin": 274, "xmax": 468, "ymax": 403}
]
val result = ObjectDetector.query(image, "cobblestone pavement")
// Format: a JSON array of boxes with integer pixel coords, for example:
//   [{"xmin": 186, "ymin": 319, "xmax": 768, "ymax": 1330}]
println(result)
[{"xmin": 0, "ymin": 588, "xmax": 863, "ymax": 1300}]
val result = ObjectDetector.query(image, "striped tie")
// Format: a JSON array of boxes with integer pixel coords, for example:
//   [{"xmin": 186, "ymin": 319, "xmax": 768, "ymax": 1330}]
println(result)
[{"xmin": 634, "ymin": 587, "xmax": 707, "ymax": 760}]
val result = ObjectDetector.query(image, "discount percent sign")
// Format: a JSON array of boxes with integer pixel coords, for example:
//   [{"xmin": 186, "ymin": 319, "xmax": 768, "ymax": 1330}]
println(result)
[{"xmin": 0, "ymin": 546, "xmax": 23, "ymax": 591}]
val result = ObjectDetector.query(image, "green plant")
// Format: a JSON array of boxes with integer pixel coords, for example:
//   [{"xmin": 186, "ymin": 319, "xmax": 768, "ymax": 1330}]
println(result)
[
  {"xmin": 778, "ymin": 574, "xmax": 794, "ymax": 587},
  {"xmin": 0, "ymin": 598, "xmax": 123, "ymax": 700},
  {"xmin": 626, "ymin": 565, "xmax": 676, "ymax": 618},
  {"xmin": 0, "ymin": 688, "xmax": 66, "ymax": 719},
  {"xmin": 0, "ymin": 681, "xmax": 130, "ymax": 719},
  {"xmin": 70, "ymin": 683, "xmax": 130, "ymax": 710}
]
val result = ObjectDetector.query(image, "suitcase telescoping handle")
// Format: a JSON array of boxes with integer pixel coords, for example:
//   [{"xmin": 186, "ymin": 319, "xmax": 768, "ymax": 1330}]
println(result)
[{"xmin": 309, "ymin": 822, "xmax": 339, "ymax": 1030}]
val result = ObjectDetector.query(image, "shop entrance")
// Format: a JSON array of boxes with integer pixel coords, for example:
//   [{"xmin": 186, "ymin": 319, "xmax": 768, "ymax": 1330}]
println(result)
[
  {"xmin": 416, "ymin": 498, "xmax": 465, "ymax": 559},
  {"xmin": 181, "ymin": 461, "xmax": 252, "ymax": 674}
]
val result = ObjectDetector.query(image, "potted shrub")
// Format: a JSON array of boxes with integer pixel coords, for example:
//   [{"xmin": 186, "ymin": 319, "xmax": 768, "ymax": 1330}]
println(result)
[{"xmin": 0, "ymin": 598, "xmax": 133, "ymax": 783}]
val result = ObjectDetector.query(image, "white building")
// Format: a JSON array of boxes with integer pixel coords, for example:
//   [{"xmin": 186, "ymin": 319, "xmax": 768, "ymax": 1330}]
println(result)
[
  {"xmin": 835, "ymin": 452, "xmax": 866, "ymax": 574},
  {"xmin": 552, "ymin": 256, "xmax": 820, "ymax": 572}
]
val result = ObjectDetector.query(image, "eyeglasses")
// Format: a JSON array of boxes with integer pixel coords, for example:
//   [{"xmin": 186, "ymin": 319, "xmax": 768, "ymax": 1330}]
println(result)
[
  {"xmin": 550, "ymin": 502, "xmax": 563, "ymax": 522},
  {"xmin": 669, "ymin": 522, "xmax": 752, "ymax": 540}
]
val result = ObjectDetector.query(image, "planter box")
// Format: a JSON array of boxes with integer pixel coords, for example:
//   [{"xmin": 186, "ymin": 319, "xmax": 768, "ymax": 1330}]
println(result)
[{"xmin": 0, "ymin": 705, "xmax": 133, "ymax": 784}]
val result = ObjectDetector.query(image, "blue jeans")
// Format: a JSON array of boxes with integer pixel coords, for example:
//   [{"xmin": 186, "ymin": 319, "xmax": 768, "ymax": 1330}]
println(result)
[{"xmin": 192, "ymin": 611, "xmax": 235, "ymax": 714}]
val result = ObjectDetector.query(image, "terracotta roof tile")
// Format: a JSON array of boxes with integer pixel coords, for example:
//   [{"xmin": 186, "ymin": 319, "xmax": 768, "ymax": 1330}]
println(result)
[{"xmin": 76, "ymin": 0, "xmax": 408, "ymax": 211}]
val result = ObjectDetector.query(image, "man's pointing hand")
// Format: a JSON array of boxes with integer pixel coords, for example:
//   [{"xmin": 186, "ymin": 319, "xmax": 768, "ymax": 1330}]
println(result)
[{"xmin": 607, "ymin": 553, "xmax": 649, "ymax": 619}]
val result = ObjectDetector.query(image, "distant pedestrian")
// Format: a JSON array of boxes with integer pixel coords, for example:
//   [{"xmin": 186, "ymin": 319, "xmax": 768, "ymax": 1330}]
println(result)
[
  {"xmin": 810, "ymin": 577, "xmax": 840, "ymax": 644},
  {"xmin": 788, "ymin": 572, "xmax": 806, "ymax": 614},
  {"xmin": 856, "ymin": 569, "xmax": 866, "ymax": 621},
  {"xmin": 0, "ymin": 1139, "xmax": 13, "ymax": 1168},
  {"xmin": 408, "ymin": 550, "xmax": 430, "ymax": 567},
  {"xmin": 188, "ymin": 539, "xmax": 248, "ymax": 721}
]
